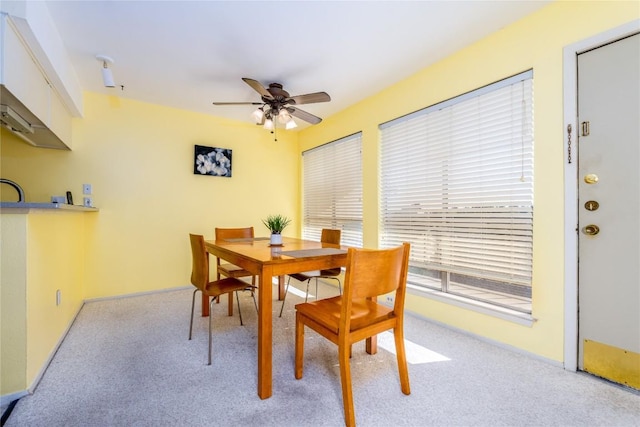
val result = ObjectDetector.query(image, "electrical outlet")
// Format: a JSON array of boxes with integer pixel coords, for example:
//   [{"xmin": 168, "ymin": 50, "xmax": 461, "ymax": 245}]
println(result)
[
  {"xmin": 385, "ymin": 296, "xmax": 394, "ymax": 304},
  {"xmin": 83, "ymin": 197, "xmax": 93, "ymax": 207},
  {"xmin": 82, "ymin": 184, "xmax": 92, "ymax": 195},
  {"xmin": 56, "ymin": 289, "xmax": 61, "ymax": 306}
]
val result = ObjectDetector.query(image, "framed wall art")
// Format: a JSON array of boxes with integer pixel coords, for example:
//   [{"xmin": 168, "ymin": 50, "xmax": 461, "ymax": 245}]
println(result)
[{"xmin": 193, "ymin": 145, "xmax": 232, "ymax": 177}]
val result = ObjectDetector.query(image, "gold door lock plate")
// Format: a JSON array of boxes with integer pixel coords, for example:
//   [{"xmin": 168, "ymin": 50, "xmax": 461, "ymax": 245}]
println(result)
[
  {"xmin": 584, "ymin": 200, "xmax": 600, "ymax": 211},
  {"xmin": 582, "ymin": 224, "xmax": 600, "ymax": 235}
]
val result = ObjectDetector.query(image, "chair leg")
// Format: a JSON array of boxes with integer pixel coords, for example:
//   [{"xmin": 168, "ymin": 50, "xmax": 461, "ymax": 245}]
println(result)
[
  {"xmin": 208, "ymin": 297, "xmax": 215, "ymax": 365},
  {"xmin": 236, "ymin": 291, "xmax": 244, "ymax": 326},
  {"xmin": 294, "ymin": 312, "xmax": 305, "ymax": 379},
  {"xmin": 335, "ymin": 278, "xmax": 342, "ymax": 295},
  {"xmin": 394, "ymin": 327, "xmax": 411, "ymax": 395},
  {"xmin": 304, "ymin": 279, "xmax": 312, "ymax": 302},
  {"xmin": 338, "ymin": 341, "xmax": 356, "ymax": 427},
  {"xmin": 251, "ymin": 276, "xmax": 258, "ymax": 313},
  {"xmin": 189, "ymin": 288, "xmax": 199, "ymax": 340},
  {"xmin": 250, "ymin": 288, "xmax": 258, "ymax": 313},
  {"xmin": 215, "ymin": 272, "xmax": 222, "ymax": 305},
  {"xmin": 279, "ymin": 276, "xmax": 292, "ymax": 317}
]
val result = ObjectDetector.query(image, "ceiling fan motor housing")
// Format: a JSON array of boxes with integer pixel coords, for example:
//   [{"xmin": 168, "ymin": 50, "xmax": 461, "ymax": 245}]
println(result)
[{"xmin": 264, "ymin": 83, "xmax": 293, "ymax": 104}]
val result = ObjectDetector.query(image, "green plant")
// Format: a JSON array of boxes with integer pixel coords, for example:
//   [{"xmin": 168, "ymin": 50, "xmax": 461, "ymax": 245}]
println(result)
[{"xmin": 262, "ymin": 214, "xmax": 291, "ymax": 234}]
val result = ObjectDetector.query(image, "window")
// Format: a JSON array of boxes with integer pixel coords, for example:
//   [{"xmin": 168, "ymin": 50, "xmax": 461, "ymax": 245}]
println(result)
[
  {"xmin": 379, "ymin": 71, "xmax": 533, "ymax": 313},
  {"xmin": 302, "ymin": 133, "xmax": 363, "ymax": 248}
]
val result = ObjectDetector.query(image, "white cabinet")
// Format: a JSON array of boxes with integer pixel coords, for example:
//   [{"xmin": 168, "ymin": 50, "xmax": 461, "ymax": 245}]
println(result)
[
  {"xmin": 49, "ymin": 84, "xmax": 72, "ymax": 144},
  {"xmin": 2, "ymin": 18, "xmax": 49, "ymax": 121},
  {"xmin": 0, "ymin": 15, "xmax": 72, "ymax": 149}
]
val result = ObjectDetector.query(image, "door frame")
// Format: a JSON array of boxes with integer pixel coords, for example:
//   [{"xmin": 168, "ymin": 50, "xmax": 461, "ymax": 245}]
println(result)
[{"xmin": 562, "ymin": 19, "xmax": 640, "ymax": 372}]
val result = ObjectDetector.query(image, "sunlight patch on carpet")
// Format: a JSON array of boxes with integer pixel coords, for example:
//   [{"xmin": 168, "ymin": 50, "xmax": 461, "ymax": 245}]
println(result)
[{"xmin": 378, "ymin": 331, "xmax": 450, "ymax": 364}]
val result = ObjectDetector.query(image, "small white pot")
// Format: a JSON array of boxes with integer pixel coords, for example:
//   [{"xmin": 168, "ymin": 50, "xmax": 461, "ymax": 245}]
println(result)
[{"xmin": 270, "ymin": 233, "xmax": 283, "ymax": 245}]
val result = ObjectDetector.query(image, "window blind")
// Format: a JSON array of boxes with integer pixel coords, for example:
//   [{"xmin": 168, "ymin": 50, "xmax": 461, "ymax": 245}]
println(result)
[
  {"xmin": 380, "ymin": 71, "xmax": 533, "ymax": 288},
  {"xmin": 302, "ymin": 133, "xmax": 363, "ymax": 248}
]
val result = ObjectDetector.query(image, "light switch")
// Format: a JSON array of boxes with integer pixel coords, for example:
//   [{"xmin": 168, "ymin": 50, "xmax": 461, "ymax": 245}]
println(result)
[{"xmin": 83, "ymin": 184, "xmax": 92, "ymax": 195}]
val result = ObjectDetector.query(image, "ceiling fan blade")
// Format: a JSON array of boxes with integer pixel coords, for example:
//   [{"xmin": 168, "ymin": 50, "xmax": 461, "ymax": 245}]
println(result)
[
  {"xmin": 288, "ymin": 92, "xmax": 331, "ymax": 105},
  {"xmin": 242, "ymin": 78, "xmax": 273, "ymax": 100},
  {"xmin": 287, "ymin": 107, "xmax": 322, "ymax": 124},
  {"xmin": 212, "ymin": 102, "xmax": 263, "ymax": 105}
]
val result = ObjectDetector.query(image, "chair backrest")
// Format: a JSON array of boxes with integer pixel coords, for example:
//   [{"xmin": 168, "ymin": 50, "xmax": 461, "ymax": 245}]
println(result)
[
  {"xmin": 215, "ymin": 227, "xmax": 254, "ymax": 240},
  {"xmin": 189, "ymin": 233, "xmax": 209, "ymax": 291},
  {"xmin": 318, "ymin": 229, "xmax": 342, "ymax": 276},
  {"xmin": 341, "ymin": 243, "xmax": 410, "ymax": 320},
  {"xmin": 320, "ymin": 228, "xmax": 341, "ymax": 245},
  {"xmin": 214, "ymin": 227, "xmax": 255, "ymax": 268}
]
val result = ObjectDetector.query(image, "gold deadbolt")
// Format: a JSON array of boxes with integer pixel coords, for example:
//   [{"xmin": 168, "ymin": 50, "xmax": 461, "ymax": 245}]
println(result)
[
  {"xmin": 582, "ymin": 224, "xmax": 600, "ymax": 236},
  {"xmin": 584, "ymin": 174, "xmax": 599, "ymax": 184},
  {"xmin": 584, "ymin": 200, "xmax": 599, "ymax": 211}
]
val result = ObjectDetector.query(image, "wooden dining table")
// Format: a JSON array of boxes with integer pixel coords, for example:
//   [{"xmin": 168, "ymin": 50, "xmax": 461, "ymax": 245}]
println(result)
[{"xmin": 204, "ymin": 236, "xmax": 348, "ymax": 399}]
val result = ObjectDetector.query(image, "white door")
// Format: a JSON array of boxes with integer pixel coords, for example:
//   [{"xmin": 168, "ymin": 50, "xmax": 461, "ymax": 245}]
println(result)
[{"xmin": 577, "ymin": 33, "xmax": 639, "ymax": 389}]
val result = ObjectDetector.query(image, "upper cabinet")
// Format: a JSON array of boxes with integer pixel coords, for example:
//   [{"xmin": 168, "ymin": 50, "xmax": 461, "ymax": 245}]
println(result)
[
  {"xmin": 0, "ymin": 13, "xmax": 76, "ymax": 149},
  {"xmin": 2, "ymin": 17, "xmax": 50, "ymax": 121}
]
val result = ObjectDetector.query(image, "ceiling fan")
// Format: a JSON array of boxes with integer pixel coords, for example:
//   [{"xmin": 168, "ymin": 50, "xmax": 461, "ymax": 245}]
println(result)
[{"xmin": 212, "ymin": 78, "xmax": 331, "ymax": 129}]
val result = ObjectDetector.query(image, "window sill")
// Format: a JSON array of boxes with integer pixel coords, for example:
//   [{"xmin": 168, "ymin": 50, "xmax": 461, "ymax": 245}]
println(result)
[{"xmin": 407, "ymin": 285, "xmax": 537, "ymax": 327}]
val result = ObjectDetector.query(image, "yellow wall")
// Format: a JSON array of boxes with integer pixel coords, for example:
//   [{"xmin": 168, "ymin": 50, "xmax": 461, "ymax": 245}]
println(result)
[
  {"xmin": 298, "ymin": 1, "xmax": 639, "ymax": 363},
  {"xmin": 0, "ymin": 210, "xmax": 88, "ymax": 396},
  {"xmin": 1, "ymin": 92, "xmax": 300, "ymax": 300},
  {"xmin": 0, "ymin": 214, "xmax": 27, "ymax": 395},
  {"xmin": 26, "ymin": 211, "xmax": 87, "ymax": 383}
]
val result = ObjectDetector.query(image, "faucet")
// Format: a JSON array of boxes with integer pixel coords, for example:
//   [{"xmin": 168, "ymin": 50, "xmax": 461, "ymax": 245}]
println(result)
[{"xmin": 0, "ymin": 178, "xmax": 25, "ymax": 202}]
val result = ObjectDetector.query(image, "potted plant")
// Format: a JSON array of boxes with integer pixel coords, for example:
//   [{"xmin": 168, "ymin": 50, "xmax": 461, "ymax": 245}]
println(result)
[{"xmin": 262, "ymin": 214, "xmax": 291, "ymax": 246}]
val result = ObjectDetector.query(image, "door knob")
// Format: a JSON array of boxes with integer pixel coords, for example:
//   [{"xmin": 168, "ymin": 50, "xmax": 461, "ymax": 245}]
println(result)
[
  {"xmin": 582, "ymin": 224, "xmax": 600, "ymax": 235},
  {"xmin": 584, "ymin": 174, "xmax": 599, "ymax": 184}
]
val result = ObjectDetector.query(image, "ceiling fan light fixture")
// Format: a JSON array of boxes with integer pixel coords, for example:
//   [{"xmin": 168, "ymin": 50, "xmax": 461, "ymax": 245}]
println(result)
[
  {"xmin": 277, "ymin": 109, "xmax": 292, "ymax": 124},
  {"xmin": 285, "ymin": 119, "xmax": 297, "ymax": 130},
  {"xmin": 263, "ymin": 118, "xmax": 274, "ymax": 131},
  {"xmin": 251, "ymin": 107, "xmax": 264, "ymax": 123}
]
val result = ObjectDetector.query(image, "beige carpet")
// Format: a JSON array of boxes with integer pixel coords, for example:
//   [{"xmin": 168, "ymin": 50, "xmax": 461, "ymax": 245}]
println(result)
[{"xmin": 4, "ymin": 282, "xmax": 640, "ymax": 426}]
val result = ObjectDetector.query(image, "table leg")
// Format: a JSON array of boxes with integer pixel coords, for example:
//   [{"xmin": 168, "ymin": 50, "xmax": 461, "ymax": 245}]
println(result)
[
  {"xmin": 278, "ymin": 275, "xmax": 285, "ymax": 300},
  {"xmin": 365, "ymin": 335, "xmax": 378, "ymax": 355},
  {"xmin": 258, "ymin": 265, "xmax": 273, "ymax": 399},
  {"xmin": 365, "ymin": 296, "xmax": 377, "ymax": 354},
  {"xmin": 228, "ymin": 291, "xmax": 234, "ymax": 316},
  {"xmin": 201, "ymin": 293, "xmax": 209, "ymax": 317}
]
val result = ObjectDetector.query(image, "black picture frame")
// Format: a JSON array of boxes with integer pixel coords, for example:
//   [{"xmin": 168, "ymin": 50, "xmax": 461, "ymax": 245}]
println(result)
[{"xmin": 193, "ymin": 145, "xmax": 232, "ymax": 177}]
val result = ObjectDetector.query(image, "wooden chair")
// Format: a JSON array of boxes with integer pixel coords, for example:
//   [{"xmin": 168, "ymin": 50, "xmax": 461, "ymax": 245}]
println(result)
[
  {"xmin": 294, "ymin": 243, "xmax": 411, "ymax": 427},
  {"xmin": 188, "ymin": 233, "xmax": 257, "ymax": 365},
  {"xmin": 279, "ymin": 228, "xmax": 342, "ymax": 317},
  {"xmin": 214, "ymin": 227, "xmax": 258, "ymax": 316}
]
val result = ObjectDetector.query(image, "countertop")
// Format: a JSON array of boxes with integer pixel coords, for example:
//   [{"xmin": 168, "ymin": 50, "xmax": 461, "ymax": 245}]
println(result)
[{"xmin": 0, "ymin": 202, "xmax": 99, "ymax": 213}]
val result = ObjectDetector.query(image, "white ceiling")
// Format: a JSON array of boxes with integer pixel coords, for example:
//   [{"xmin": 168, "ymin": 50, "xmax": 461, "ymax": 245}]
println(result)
[{"xmin": 43, "ymin": 0, "xmax": 549, "ymax": 128}]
